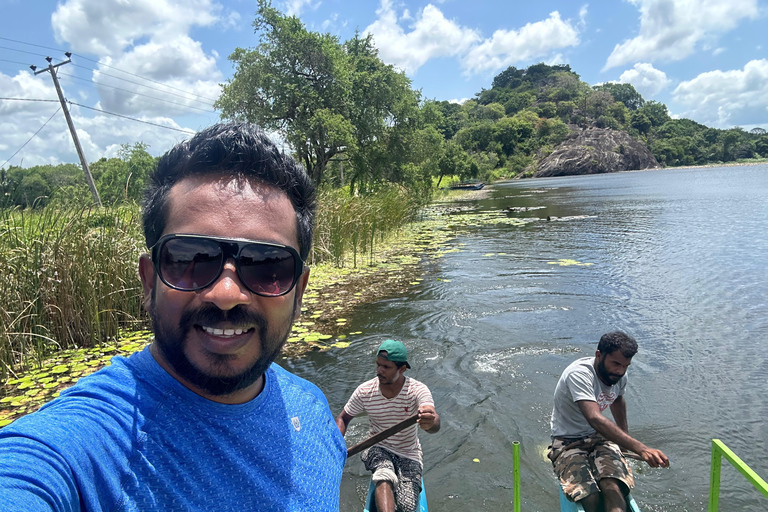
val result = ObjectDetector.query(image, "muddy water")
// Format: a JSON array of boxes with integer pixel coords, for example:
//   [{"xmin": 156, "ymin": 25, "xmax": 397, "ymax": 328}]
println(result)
[{"xmin": 283, "ymin": 164, "xmax": 768, "ymax": 511}]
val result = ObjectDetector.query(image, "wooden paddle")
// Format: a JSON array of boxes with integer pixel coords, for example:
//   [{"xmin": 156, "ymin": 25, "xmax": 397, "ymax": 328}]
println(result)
[{"xmin": 347, "ymin": 414, "xmax": 419, "ymax": 458}]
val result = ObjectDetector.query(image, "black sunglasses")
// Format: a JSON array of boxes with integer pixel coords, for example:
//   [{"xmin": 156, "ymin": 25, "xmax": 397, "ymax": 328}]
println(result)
[{"xmin": 150, "ymin": 234, "xmax": 304, "ymax": 297}]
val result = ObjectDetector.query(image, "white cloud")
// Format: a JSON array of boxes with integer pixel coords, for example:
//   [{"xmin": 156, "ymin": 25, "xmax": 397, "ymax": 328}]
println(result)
[
  {"xmin": 672, "ymin": 59, "xmax": 768, "ymax": 127},
  {"xmin": 52, "ymin": 0, "xmax": 223, "ymax": 56},
  {"xmin": 461, "ymin": 11, "xmax": 580, "ymax": 75},
  {"xmin": 283, "ymin": 0, "xmax": 320, "ymax": 17},
  {"xmin": 448, "ymin": 98, "xmax": 470, "ymax": 105},
  {"xmin": 1, "ymin": 0, "xmax": 228, "ymax": 168},
  {"xmin": 618, "ymin": 62, "xmax": 671, "ymax": 97},
  {"xmin": 90, "ymin": 36, "xmax": 222, "ymax": 116},
  {"xmin": 364, "ymin": 0, "xmax": 481, "ymax": 74},
  {"xmin": 49, "ymin": 0, "xmax": 224, "ymax": 117},
  {"xmin": 604, "ymin": 0, "xmax": 759, "ymax": 70}
]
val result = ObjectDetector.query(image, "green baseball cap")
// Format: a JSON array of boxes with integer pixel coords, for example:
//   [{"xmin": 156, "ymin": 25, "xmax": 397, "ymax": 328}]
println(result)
[{"xmin": 377, "ymin": 339, "xmax": 411, "ymax": 368}]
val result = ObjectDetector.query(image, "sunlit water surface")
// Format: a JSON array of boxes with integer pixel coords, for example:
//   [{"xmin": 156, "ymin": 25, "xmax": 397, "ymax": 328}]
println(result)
[{"xmin": 282, "ymin": 164, "xmax": 768, "ymax": 511}]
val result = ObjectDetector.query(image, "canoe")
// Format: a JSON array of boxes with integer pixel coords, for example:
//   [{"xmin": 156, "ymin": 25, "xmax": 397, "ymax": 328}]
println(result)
[
  {"xmin": 364, "ymin": 478, "xmax": 428, "ymax": 512},
  {"xmin": 558, "ymin": 486, "xmax": 641, "ymax": 511},
  {"xmin": 449, "ymin": 181, "xmax": 484, "ymax": 190}
]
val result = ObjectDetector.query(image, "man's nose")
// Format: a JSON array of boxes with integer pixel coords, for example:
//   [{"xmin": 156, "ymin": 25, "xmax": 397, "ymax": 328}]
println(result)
[{"xmin": 198, "ymin": 258, "xmax": 252, "ymax": 310}]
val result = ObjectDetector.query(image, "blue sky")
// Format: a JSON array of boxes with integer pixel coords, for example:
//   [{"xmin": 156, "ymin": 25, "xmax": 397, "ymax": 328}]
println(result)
[{"xmin": 1, "ymin": 0, "xmax": 766, "ymax": 168}]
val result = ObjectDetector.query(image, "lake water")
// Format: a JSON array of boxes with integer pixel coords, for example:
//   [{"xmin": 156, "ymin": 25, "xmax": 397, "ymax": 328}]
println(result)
[{"xmin": 283, "ymin": 164, "xmax": 768, "ymax": 511}]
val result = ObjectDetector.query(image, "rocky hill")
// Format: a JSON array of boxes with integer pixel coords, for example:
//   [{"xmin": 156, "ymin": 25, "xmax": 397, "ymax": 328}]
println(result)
[{"xmin": 530, "ymin": 127, "xmax": 660, "ymax": 178}]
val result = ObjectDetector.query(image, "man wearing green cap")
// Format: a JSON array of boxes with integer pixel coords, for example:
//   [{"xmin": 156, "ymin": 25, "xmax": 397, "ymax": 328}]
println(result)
[{"xmin": 336, "ymin": 340, "xmax": 440, "ymax": 512}]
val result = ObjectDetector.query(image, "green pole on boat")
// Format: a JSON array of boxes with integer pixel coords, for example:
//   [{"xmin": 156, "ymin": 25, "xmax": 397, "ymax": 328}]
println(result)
[{"xmin": 513, "ymin": 441, "xmax": 521, "ymax": 512}]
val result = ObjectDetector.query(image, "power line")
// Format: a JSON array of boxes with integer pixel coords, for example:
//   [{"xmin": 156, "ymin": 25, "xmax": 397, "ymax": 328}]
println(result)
[
  {"xmin": 0, "ymin": 58, "xmax": 34, "ymax": 66},
  {"xmin": 71, "ymin": 53, "xmax": 220, "ymax": 103},
  {"xmin": 0, "ymin": 36, "xmax": 65, "ymax": 54},
  {"xmin": 0, "ymin": 97, "xmax": 59, "ymax": 103},
  {"xmin": 68, "ymin": 101, "xmax": 197, "ymax": 134},
  {"xmin": 0, "ymin": 45, "xmax": 66, "ymax": 61},
  {"xmin": 0, "ymin": 36, "xmax": 220, "ymax": 104},
  {"xmin": 70, "ymin": 63, "xmax": 216, "ymax": 106},
  {"xmin": 1, "ymin": 107, "xmax": 61, "ymax": 169},
  {"xmin": 59, "ymin": 72, "xmax": 216, "ymax": 113}
]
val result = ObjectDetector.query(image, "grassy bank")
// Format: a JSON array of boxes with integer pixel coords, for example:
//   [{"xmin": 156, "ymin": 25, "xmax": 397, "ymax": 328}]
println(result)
[{"xmin": 0, "ymin": 185, "xmax": 427, "ymax": 381}]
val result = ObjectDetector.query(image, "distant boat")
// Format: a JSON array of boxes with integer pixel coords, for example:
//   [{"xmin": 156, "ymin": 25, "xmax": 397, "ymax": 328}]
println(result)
[
  {"xmin": 558, "ymin": 486, "xmax": 641, "ymax": 512},
  {"xmin": 364, "ymin": 478, "xmax": 428, "ymax": 512},
  {"xmin": 449, "ymin": 180, "xmax": 485, "ymax": 190}
]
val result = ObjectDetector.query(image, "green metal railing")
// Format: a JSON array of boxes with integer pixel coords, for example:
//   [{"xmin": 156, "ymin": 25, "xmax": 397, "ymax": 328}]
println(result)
[
  {"xmin": 512, "ymin": 441, "xmax": 521, "ymax": 512},
  {"xmin": 708, "ymin": 438, "xmax": 768, "ymax": 511}
]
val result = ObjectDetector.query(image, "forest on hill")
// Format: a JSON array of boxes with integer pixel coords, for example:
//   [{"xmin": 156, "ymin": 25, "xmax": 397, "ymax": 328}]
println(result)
[{"xmin": 2, "ymin": 0, "xmax": 767, "ymax": 209}]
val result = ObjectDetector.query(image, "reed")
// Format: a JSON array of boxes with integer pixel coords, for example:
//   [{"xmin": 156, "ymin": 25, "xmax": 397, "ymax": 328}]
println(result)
[
  {"xmin": 312, "ymin": 185, "xmax": 425, "ymax": 267},
  {"xmin": 0, "ymin": 204, "xmax": 146, "ymax": 380},
  {"xmin": 0, "ymin": 185, "xmax": 428, "ymax": 380}
]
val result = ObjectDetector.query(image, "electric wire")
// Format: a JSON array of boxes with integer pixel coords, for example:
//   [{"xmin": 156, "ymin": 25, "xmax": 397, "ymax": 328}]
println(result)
[
  {"xmin": 71, "ymin": 53, "xmax": 220, "ymax": 103},
  {"xmin": 71, "ymin": 63, "xmax": 216, "ymax": 106},
  {"xmin": 0, "ymin": 98, "xmax": 59, "ymax": 103},
  {"xmin": 0, "ymin": 36, "xmax": 219, "ymax": 103},
  {"xmin": 1, "ymin": 107, "xmax": 61, "ymax": 169},
  {"xmin": 58, "ymin": 72, "xmax": 216, "ymax": 113},
  {"xmin": 68, "ymin": 102, "xmax": 196, "ymax": 134},
  {"xmin": 0, "ymin": 58, "xmax": 33, "ymax": 66}
]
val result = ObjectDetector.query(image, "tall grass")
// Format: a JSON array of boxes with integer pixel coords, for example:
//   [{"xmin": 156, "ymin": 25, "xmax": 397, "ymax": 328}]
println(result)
[
  {"xmin": 0, "ymin": 185, "xmax": 429, "ymax": 380},
  {"xmin": 0, "ymin": 204, "xmax": 146, "ymax": 380},
  {"xmin": 312, "ymin": 185, "xmax": 427, "ymax": 267}
]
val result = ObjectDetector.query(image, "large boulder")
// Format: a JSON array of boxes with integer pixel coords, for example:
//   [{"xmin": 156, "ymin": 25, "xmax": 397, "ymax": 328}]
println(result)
[{"xmin": 531, "ymin": 127, "xmax": 660, "ymax": 178}]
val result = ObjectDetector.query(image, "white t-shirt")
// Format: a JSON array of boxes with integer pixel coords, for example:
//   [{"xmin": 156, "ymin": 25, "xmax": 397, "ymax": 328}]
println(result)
[
  {"xmin": 550, "ymin": 356, "xmax": 627, "ymax": 438},
  {"xmin": 344, "ymin": 376, "xmax": 434, "ymax": 464}
]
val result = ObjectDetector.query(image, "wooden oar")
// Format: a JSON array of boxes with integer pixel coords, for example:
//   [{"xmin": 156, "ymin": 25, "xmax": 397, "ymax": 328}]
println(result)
[{"xmin": 347, "ymin": 414, "xmax": 419, "ymax": 458}]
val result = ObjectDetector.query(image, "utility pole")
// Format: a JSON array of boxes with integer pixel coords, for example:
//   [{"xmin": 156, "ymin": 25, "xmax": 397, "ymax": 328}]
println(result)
[{"xmin": 32, "ymin": 54, "xmax": 102, "ymax": 207}]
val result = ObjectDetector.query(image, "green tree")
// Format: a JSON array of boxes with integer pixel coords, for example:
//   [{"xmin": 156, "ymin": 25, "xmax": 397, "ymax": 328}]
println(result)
[
  {"xmin": 593, "ymin": 83, "xmax": 645, "ymax": 111},
  {"xmin": 216, "ymin": 1, "xmax": 354, "ymax": 184}
]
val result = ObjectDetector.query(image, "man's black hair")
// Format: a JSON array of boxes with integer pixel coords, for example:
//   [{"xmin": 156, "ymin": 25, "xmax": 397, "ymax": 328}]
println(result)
[
  {"xmin": 597, "ymin": 331, "xmax": 638, "ymax": 358},
  {"xmin": 142, "ymin": 122, "xmax": 317, "ymax": 260}
]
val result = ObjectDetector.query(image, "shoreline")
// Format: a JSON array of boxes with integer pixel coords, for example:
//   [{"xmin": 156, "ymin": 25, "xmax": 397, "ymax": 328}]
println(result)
[{"xmin": 0, "ymin": 191, "xmax": 474, "ymax": 426}]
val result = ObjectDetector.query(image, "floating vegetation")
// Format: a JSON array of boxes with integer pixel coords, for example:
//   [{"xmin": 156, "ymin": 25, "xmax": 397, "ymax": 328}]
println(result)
[
  {"xmin": 548, "ymin": 259, "xmax": 594, "ymax": 266},
  {"xmin": 0, "ymin": 330, "xmax": 153, "ymax": 427}
]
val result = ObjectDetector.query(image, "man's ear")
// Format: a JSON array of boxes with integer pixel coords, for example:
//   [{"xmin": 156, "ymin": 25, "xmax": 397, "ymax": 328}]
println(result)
[
  {"xmin": 138, "ymin": 253, "xmax": 155, "ymax": 311},
  {"xmin": 292, "ymin": 267, "xmax": 310, "ymax": 321}
]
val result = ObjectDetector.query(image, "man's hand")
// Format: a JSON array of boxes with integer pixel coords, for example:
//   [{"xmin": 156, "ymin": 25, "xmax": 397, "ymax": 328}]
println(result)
[
  {"xmin": 417, "ymin": 405, "xmax": 440, "ymax": 433},
  {"xmin": 637, "ymin": 446, "xmax": 670, "ymax": 468}
]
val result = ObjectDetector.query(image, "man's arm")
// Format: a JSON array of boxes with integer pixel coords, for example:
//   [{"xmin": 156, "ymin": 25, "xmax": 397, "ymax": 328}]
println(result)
[
  {"xmin": 609, "ymin": 395, "xmax": 629, "ymax": 433},
  {"xmin": 577, "ymin": 399, "xmax": 669, "ymax": 468},
  {"xmin": 335, "ymin": 410, "xmax": 354, "ymax": 437},
  {"xmin": 417, "ymin": 405, "xmax": 440, "ymax": 433}
]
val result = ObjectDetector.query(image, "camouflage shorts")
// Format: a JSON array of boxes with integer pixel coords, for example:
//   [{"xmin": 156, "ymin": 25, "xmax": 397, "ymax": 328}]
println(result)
[
  {"xmin": 547, "ymin": 434, "xmax": 634, "ymax": 503},
  {"xmin": 362, "ymin": 446, "xmax": 422, "ymax": 512}
]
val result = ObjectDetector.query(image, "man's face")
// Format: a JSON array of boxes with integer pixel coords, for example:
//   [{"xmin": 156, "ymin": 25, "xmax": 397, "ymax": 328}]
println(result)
[
  {"xmin": 138, "ymin": 176, "xmax": 308, "ymax": 402},
  {"xmin": 595, "ymin": 350, "xmax": 632, "ymax": 386},
  {"xmin": 376, "ymin": 354, "xmax": 405, "ymax": 386}
]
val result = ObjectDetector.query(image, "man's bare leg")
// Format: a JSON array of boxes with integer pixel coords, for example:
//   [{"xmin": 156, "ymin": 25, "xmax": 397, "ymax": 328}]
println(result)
[
  {"xmin": 375, "ymin": 481, "xmax": 396, "ymax": 512},
  {"xmin": 599, "ymin": 478, "xmax": 627, "ymax": 512},
  {"xmin": 579, "ymin": 491, "xmax": 602, "ymax": 512}
]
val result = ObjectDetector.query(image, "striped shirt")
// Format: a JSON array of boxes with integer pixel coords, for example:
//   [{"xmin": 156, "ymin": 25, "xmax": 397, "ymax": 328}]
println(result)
[{"xmin": 344, "ymin": 376, "xmax": 434, "ymax": 464}]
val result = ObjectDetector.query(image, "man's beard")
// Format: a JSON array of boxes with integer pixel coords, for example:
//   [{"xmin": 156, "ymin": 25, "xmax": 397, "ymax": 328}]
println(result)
[
  {"xmin": 149, "ymin": 299, "xmax": 295, "ymax": 396},
  {"xmin": 596, "ymin": 357, "xmax": 621, "ymax": 386}
]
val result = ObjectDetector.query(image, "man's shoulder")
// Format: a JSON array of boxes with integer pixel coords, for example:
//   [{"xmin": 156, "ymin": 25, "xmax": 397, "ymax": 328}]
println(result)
[
  {"xmin": 404, "ymin": 376, "xmax": 431, "ymax": 392},
  {"xmin": 352, "ymin": 376, "xmax": 380, "ymax": 394},
  {"xmin": 561, "ymin": 357, "xmax": 596, "ymax": 379}
]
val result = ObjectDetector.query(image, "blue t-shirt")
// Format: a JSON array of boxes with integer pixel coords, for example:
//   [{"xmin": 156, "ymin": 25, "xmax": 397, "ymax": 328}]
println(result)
[{"xmin": 0, "ymin": 347, "xmax": 346, "ymax": 511}]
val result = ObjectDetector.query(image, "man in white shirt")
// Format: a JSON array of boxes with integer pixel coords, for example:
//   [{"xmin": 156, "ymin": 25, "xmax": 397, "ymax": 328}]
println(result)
[
  {"xmin": 548, "ymin": 331, "xmax": 669, "ymax": 512},
  {"xmin": 336, "ymin": 340, "xmax": 440, "ymax": 512}
]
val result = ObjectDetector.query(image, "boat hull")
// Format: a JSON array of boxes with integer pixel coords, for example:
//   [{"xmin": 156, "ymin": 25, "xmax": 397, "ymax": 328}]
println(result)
[
  {"xmin": 558, "ymin": 486, "xmax": 641, "ymax": 511},
  {"xmin": 364, "ymin": 478, "xmax": 428, "ymax": 512}
]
